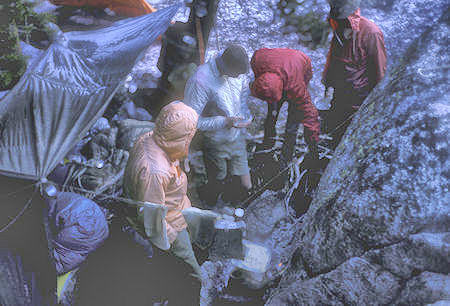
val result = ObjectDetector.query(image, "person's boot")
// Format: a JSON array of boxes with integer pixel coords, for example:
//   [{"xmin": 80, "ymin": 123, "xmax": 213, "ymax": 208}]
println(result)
[{"xmin": 269, "ymin": 133, "xmax": 296, "ymax": 191}]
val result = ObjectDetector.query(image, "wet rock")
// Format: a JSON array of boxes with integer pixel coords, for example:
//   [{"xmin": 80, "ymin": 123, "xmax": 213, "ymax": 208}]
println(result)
[
  {"xmin": 298, "ymin": 14, "xmax": 450, "ymax": 275},
  {"xmin": 90, "ymin": 117, "xmax": 111, "ymax": 135},
  {"xmin": 209, "ymin": 227, "xmax": 244, "ymax": 260},
  {"xmin": 243, "ymin": 190, "xmax": 290, "ymax": 241},
  {"xmin": 360, "ymin": 0, "xmax": 450, "ymax": 64},
  {"xmin": 112, "ymin": 101, "xmax": 152, "ymax": 122},
  {"xmin": 267, "ymin": 257, "xmax": 401, "ymax": 305},
  {"xmin": 33, "ymin": 0, "xmax": 59, "ymax": 14},
  {"xmin": 364, "ymin": 232, "xmax": 450, "ymax": 279},
  {"xmin": 240, "ymin": 191, "xmax": 300, "ymax": 288},
  {"xmin": 396, "ymin": 272, "xmax": 450, "ymax": 305},
  {"xmin": 115, "ymin": 119, "xmax": 155, "ymax": 151},
  {"xmin": 84, "ymin": 127, "xmax": 118, "ymax": 161},
  {"xmin": 76, "ymin": 149, "xmax": 129, "ymax": 191},
  {"xmin": 268, "ymin": 5, "xmax": 449, "ymax": 305},
  {"xmin": 200, "ymin": 260, "xmax": 235, "ymax": 306},
  {"xmin": 428, "ymin": 301, "xmax": 450, "ymax": 306}
]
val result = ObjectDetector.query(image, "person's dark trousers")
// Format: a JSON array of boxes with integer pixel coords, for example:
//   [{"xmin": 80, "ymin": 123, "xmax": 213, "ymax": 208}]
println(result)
[
  {"xmin": 199, "ymin": 148, "xmax": 225, "ymax": 207},
  {"xmin": 325, "ymin": 90, "xmax": 368, "ymax": 150},
  {"xmin": 280, "ymin": 101, "xmax": 303, "ymax": 168},
  {"xmin": 325, "ymin": 103, "xmax": 355, "ymax": 150},
  {"xmin": 262, "ymin": 100, "xmax": 303, "ymax": 190},
  {"xmin": 263, "ymin": 100, "xmax": 303, "ymax": 168},
  {"xmin": 263, "ymin": 101, "xmax": 283, "ymax": 151}
]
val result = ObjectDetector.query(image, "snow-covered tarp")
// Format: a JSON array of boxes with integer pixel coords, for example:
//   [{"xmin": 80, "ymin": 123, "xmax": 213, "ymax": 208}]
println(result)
[{"xmin": 0, "ymin": 4, "xmax": 180, "ymax": 182}]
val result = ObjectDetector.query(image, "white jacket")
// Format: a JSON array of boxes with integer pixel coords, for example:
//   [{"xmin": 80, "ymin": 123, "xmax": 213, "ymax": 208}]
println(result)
[{"xmin": 184, "ymin": 58, "xmax": 252, "ymax": 146}]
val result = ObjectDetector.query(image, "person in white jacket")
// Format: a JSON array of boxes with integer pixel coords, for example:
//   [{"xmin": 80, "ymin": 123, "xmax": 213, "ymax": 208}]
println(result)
[{"xmin": 184, "ymin": 44, "xmax": 253, "ymax": 206}]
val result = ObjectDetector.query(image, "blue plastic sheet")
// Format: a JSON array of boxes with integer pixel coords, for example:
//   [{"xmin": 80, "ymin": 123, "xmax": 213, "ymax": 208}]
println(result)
[{"xmin": 0, "ymin": 4, "xmax": 180, "ymax": 181}]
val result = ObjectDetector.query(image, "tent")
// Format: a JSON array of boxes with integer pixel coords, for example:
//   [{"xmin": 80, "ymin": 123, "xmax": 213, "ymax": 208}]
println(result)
[{"xmin": 0, "ymin": 4, "xmax": 180, "ymax": 304}]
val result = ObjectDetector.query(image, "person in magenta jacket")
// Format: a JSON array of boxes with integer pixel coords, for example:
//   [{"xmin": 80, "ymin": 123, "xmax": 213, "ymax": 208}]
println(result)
[
  {"xmin": 250, "ymin": 48, "xmax": 320, "ymax": 175},
  {"xmin": 322, "ymin": 0, "xmax": 387, "ymax": 149}
]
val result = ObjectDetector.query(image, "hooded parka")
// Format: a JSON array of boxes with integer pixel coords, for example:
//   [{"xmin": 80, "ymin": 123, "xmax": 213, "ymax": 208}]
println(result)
[
  {"xmin": 124, "ymin": 102, "xmax": 198, "ymax": 244},
  {"xmin": 250, "ymin": 48, "xmax": 320, "ymax": 144},
  {"xmin": 184, "ymin": 57, "xmax": 252, "ymax": 148},
  {"xmin": 322, "ymin": 8, "xmax": 387, "ymax": 106}
]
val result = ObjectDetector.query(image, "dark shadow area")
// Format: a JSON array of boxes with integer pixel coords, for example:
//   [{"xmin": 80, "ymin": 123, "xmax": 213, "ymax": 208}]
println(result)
[
  {"xmin": 0, "ymin": 176, "xmax": 57, "ymax": 305},
  {"xmin": 75, "ymin": 215, "xmax": 200, "ymax": 306}
]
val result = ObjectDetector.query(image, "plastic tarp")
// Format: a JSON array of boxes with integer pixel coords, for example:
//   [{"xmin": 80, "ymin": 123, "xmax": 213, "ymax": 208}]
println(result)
[
  {"xmin": 49, "ymin": 0, "xmax": 157, "ymax": 17},
  {"xmin": 0, "ymin": 4, "xmax": 180, "ymax": 182},
  {"xmin": 47, "ymin": 192, "xmax": 109, "ymax": 275}
]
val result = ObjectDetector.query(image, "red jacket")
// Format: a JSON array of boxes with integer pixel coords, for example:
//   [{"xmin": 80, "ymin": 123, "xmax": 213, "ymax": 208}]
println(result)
[
  {"xmin": 323, "ymin": 9, "xmax": 387, "ymax": 104},
  {"xmin": 250, "ymin": 48, "xmax": 320, "ymax": 143}
]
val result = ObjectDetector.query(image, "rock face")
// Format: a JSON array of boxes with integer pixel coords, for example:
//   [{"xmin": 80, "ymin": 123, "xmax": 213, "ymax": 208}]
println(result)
[{"xmin": 266, "ymin": 6, "xmax": 450, "ymax": 306}]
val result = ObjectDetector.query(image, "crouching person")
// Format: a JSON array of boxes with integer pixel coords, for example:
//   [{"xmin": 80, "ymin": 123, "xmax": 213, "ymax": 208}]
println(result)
[
  {"xmin": 250, "ymin": 48, "xmax": 321, "ymax": 187},
  {"xmin": 123, "ymin": 101, "xmax": 201, "ymax": 279}
]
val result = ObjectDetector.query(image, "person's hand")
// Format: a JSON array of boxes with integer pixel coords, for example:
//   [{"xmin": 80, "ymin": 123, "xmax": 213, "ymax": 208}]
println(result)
[
  {"xmin": 225, "ymin": 116, "xmax": 243, "ymax": 129},
  {"xmin": 233, "ymin": 118, "xmax": 251, "ymax": 128}
]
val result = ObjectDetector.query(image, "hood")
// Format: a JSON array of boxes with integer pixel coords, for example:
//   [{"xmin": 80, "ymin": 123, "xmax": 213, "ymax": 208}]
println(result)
[
  {"xmin": 153, "ymin": 101, "xmax": 198, "ymax": 160},
  {"xmin": 346, "ymin": 8, "xmax": 361, "ymax": 32},
  {"xmin": 328, "ymin": 0, "xmax": 360, "ymax": 19},
  {"xmin": 251, "ymin": 72, "xmax": 283, "ymax": 104}
]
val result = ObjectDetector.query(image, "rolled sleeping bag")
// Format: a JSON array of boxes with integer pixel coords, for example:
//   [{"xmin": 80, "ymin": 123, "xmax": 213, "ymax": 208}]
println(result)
[{"xmin": 47, "ymin": 192, "xmax": 109, "ymax": 275}]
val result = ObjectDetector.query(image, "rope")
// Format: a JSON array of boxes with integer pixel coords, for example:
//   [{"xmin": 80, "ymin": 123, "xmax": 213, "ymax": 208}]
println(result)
[
  {"xmin": 0, "ymin": 189, "xmax": 36, "ymax": 233},
  {"xmin": 0, "ymin": 182, "xmax": 36, "ymax": 199},
  {"xmin": 49, "ymin": 181, "xmax": 185, "ymax": 213},
  {"xmin": 240, "ymin": 154, "xmax": 307, "ymax": 207}
]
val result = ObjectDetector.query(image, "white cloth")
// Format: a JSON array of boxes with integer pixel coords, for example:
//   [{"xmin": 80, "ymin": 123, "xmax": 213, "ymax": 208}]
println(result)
[
  {"xmin": 184, "ymin": 58, "xmax": 252, "ymax": 147},
  {"xmin": 139, "ymin": 202, "xmax": 170, "ymax": 250},
  {"xmin": 139, "ymin": 204, "xmax": 219, "ymax": 251}
]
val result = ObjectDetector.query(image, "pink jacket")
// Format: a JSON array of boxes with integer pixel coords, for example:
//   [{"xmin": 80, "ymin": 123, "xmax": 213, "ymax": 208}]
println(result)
[
  {"xmin": 124, "ymin": 102, "xmax": 198, "ymax": 243},
  {"xmin": 323, "ymin": 9, "xmax": 387, "ymax": 102}
]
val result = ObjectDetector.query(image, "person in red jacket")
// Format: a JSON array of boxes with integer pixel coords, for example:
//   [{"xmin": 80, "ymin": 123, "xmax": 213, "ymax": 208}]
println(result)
[
  {"xmin": 250, "ymin": 48, "xmax": 320, "ymax": 175},
  {"xmin": 322, "ymin": 0, "xmax": 387, "ymax": 149}
]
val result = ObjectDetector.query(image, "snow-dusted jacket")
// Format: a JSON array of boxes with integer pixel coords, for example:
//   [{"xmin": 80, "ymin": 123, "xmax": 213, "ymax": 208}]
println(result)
[
  {"xmin": 323, "ymin": 9, "xmax": 387, "ymax": 103},
  {"xmin": 184, "ymin": 58, "xmax": 252, "ymax": 146},
  {"xmin": 123, "ymin": 102, "xmax": 198, "ymax": 245}
]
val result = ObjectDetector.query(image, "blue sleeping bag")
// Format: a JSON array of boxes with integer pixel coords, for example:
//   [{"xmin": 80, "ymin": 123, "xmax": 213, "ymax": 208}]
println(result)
[{"xmin": 47, "ymin": 192, "xmax": 109, "ymax": 275}]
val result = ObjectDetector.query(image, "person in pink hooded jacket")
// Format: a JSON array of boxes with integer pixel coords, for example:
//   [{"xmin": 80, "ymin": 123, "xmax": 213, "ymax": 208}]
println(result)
[
  {"xmin": 123, "ymin": 101, "xmax": 201, "ymax": 279},
  {"xmin": 322, "ymin": 0, "xmax": 387, "ymax": 149}
]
